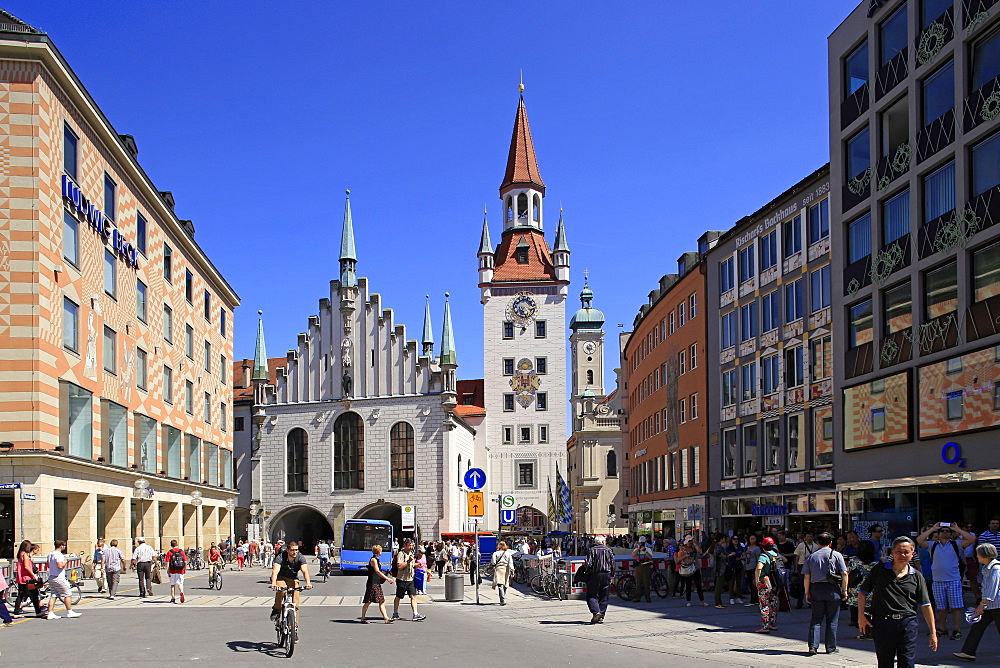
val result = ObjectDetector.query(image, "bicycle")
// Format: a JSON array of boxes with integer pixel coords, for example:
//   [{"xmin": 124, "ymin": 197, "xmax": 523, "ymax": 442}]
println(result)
[
  {"xmin": 511, "ymin": 554, "xmax": 529, "ymax": 585},
  {"xmin": 188, "ymin": 549, "xmax": 205, "ymax": 571},
  {"xmin": 553, "ymin": 566, "xmax": 571, "ymax": 600},
  {"xmin": 272, "ymin": 585, "xmax": 304, "ymax": 658},
  {"xmin": 317, "ymin": 560, "xmax": 333, "ymax": 583},
  {"xmin": 207, "ymin": 562, "xmax": 224, "ymax": 590},
  {"xmin": 613, "ymin": 566, "xmax": 637, "ymax": 602},
  {"xmin": 650, "ymin": 565, "xmax": 670, "ymax": 598}
]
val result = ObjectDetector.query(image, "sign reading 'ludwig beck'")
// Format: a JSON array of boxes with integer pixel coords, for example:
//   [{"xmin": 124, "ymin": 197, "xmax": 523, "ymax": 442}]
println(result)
[{"xmin": 61, "ymin": 175, "xmax": 140, "ymax": 268}]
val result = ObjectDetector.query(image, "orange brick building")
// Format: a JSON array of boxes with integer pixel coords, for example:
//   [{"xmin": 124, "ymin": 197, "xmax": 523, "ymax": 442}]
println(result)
[
  {"xmin": 621, "ymin": 252, "xmax": 708, "ymax": 539},
  {"xmin": 0, "ymin": 13, "xmax": 239, "ymax": 557}
]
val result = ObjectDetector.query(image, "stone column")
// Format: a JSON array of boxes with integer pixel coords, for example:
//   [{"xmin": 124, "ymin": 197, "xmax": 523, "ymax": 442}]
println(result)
[
  {"xmin": 158, "ymin": 501, "xmax": 181, "ymax": 552},
  {"xmin": 66, "ymin": 492, "xmax": 95, "ymax": 558},
  {"xmin": 103, "ymin": 496, "xmax": 131, "ymax": 559}
]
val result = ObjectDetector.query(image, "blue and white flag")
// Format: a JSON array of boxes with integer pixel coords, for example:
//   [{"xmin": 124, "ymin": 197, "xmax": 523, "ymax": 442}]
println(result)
[{"xmin": 556, "ymin": 465, "xmax": 572, "ymax": 525}]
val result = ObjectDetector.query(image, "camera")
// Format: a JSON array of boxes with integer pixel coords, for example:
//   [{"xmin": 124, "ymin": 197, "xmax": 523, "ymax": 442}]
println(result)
[{"xmin": 940, "ymin": 522, "xmax": 950, "ymax": 527}]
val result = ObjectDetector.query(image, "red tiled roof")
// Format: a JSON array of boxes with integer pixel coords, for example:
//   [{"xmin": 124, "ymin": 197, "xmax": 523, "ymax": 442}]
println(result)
[
  {"xmin": 455, "ymin": 379, "xmax": 486, "ymax": 416},
  {"xmin": 232, "ymin": 357, "xmax": 286, "ymax": 402},
  {"xmin": 490, "ymin": 228, "xmax": 556, "ymax": 282},
  {"xmin": 500, "ymin": 96, "xmax": 545, "ymax": 195},
  {"xmin": 454, "ymin": 405, "xmax": 486, "ymax": 418}
]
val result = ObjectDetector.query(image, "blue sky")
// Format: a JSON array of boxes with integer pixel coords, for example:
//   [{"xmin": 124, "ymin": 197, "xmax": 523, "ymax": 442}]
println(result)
[{"xmin": 12, "ymin": 1, "xmax": 860, "ymax": 384}]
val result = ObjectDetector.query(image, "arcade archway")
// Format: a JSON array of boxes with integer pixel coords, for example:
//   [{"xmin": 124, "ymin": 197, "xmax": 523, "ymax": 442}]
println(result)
[
  {"xmin": 268, "ymin": 504, "xmax": 335, "ymax": 555},
  {"xmin": 354, "ymin": 502, "xmax": 411, "ymax": 541}
]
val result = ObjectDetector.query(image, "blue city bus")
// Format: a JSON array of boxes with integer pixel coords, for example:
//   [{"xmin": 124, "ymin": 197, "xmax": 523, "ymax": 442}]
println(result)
[{"xmin": 340, "ymin": 519, "xmax": 393, "ymax": 573}]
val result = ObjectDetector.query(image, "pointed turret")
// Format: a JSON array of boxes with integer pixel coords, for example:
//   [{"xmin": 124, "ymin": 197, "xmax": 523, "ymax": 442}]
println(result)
[
  {"xmin": 478, "ymin": 207, "xmax": 495, "ymax": 303},
  {"xmin": 553, "ymin": 209, "xmax": 570, "ymax": 283},
  {"xmin": 252, "ymin": 310, "xmax": 269, "ymax": 381},
  {"xmin": 422, "ymin": 295, "xmax": 434, "ymax": 357},
  {"xmin": 478, "ymin": 211, "xmax": 493, "ymax": 255},
  {"xmin": 339, "ymin": 190, "xmax": 357, "ymax": 288},
  {"xmin": 439, "ymin": 292, "xmax": 457, "ymax": 412},
  {"xmin": 499, "ymin": 87, "xmax": 546, "ymax": 232}
]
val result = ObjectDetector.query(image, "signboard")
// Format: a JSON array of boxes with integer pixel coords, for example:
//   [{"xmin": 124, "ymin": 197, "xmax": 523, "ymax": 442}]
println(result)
[
  {"xmin": 402, "ymin": 505, "xmax": 416, "ymax": 531},
  {"xmin": 21, "ymin": 493, "xmax": 35, "ymax": 501},
  {"xmin": 467, "ymin": 491, "xmax": 485, "ymax": 517},
  {"xmin": 501, "ymin": 494, "xmax": 516, "ymax": 509},
  {"xmin": 0, "ymin": 483, "xmax": 21, "ymax": 490},
  {"xmin": 765, "ymin": 516, "xmax": 783, "ymax": 526},
  {"xmin": 501, "ymin": 508, "xmax": 517, "ymax": 525},
  {"xmin": 464, "ymin": 468, "xmax": 486, "ymax": 490}
]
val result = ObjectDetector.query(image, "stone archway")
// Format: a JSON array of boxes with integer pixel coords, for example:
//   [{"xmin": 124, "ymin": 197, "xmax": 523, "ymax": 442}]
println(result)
[
  {"xmin": 268, "ymin": 504, "xmax": 335, "ymax": 555},
  {"xmin": 354, "ymin": 502, "xmax": 411, "ymax": 541},
  {"xmin": 515, "ymin": 505, "xmax": 549, "ymax": 535}
]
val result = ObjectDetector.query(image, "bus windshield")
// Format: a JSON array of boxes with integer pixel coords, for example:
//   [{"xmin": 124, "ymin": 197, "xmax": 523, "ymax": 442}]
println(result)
[{"xmin": 343, "ymin": 523, "xmax": 391, "ymax": 552}]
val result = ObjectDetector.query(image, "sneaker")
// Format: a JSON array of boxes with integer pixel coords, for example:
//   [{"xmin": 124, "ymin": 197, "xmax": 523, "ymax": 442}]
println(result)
[
  {"xmin": 391, "ymin": 612, "xmax": 400, "ymax": 620},
  {"xmin": 827, "ymin": 648, "xmax": 839, "ymax": 654},
  {"xmin": 597, "ymin": 613, "xmax": 605, "ymax": 624},
  {"xmin": 65, "ymin": 611, "xmax": 82, "ymax": 618},
  {"xmin": 952, "ymin": 631, "xmax": 963, "ymax": 640},
  {"xmin": 590, "ymin": 612, "xmax": 601, "ymax": 624},
  {"xmin": 808, "ymin": 648, "xmax": 818, "ymax": 655},
  {"xmin": 411, "ymin": 614, "xmax": 426, "ymax": 621},
  {"xmin": 108, "ymin": 596, "xmax": 116, "ymax": 601},
  {"xmin": 729, "ymin": 598, "xmax": 735, "ymax": 605},
  {"xmin": 737, "ymin": 599, "xmax": 745, "ymax": 604},
  {"xmin": 270, "ymin": 610, "xmax": 279, "ymax": 622},
  {"xmin": 702, "ymin": 601, "xmax": 709, "ymax": 606},
  {"xmin": 936, "ymin": 629, "xmax": 947, "ymax": 637},
  {"xmin": 754, "ymin": 628, "xmax": 770, "ymax": 634},
  {"xmin": 180, "ymin": 593, "xmax": 185, "ymax": 603},
  {"xmin": 46, "ymin": 612, "xmax": 60, "ymax": 620},
  {"xmin": 686, "ymin": 602, "xmax": 692, "ymax": 607},
  {"xmin": 170, "ymin": 599, "xmax": 176, "ymax": 604},
  {"xmin": 953, "ymin": 652, "xmax": 976, "ymax": 661}
]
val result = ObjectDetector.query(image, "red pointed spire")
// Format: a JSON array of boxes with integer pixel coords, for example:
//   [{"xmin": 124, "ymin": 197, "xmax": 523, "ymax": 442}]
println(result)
[{"xmin": 500, "ymin": 96, "xmax": 545, "ymax": 195}]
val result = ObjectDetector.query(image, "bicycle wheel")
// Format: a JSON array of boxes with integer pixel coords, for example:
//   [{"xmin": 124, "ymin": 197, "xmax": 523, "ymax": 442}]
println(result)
[
  {"xmin": 216, "ymin": 571, "xmax": 223, "ymax": 592},
  {"xmin": 529, "ymin": 574, "xmax": 545, "ymax": 595},
  {"xmin": 617, "ymin": 574, "xmax": 637, "ymax": 601},
  {"xmin": 512, "ymin": 566, "xmax": 525, "ymax": 585},
  {"xmin": 71, "ymin": 583, "xmax": 83, "ymax": 605},
  {"xmin": 543, "ymin": 574, "xmax": 558, "ymax": 598},
  {"xmin": 3, "ymin": 584, "xmax": 15, "ymax": 608},
  {"xmin": 556, "ymin": 574, "xmax": 569, "ymax": 601},
  {"xmin": 283, "ymin": 609, "xmax": 296, "ymax": 658},
  {"xmin": 651, "ymin": 572, "xmax": 669, "ymax": 598},
  {"xmin": 482, "ymin": 563, "xmax": 495, "ymax": 578}
]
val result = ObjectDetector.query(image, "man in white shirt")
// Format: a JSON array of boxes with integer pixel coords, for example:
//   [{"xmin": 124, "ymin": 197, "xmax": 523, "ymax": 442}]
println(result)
[
  {"xmin": 130, "ymin": 537, "xmax": 157, "ymax": 598},
  {"xmin": 316, "ymin": 540, "xmax": 330, "ymax": 574},
  {"xmin": 792, "ymin": 532, "xmax": 819, "ymax": 609},
  {"xmin": 46, "ymin": 539, "xmax": 82, "ymax": 619}
]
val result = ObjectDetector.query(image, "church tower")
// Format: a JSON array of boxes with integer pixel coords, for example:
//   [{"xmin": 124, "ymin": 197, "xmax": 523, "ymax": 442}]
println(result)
[
  {"xmin": 480, "ymin": 87, "xmax": 570, "ymax": 532},
  {"xmin": 569, "ymin": 277, "xmax": 606, "ymax": 429}
]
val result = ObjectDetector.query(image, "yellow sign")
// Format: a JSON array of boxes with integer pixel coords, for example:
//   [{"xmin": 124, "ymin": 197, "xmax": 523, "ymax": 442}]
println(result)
[{"xmin": 467, "ymin": 491, "xmax": 485, "ymax": 517}]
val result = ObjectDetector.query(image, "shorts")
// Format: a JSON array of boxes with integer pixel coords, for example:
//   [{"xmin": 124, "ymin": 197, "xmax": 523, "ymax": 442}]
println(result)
[
  {"xmin": 169, "ymin": 572, "xmax": 185, "ymax": 586},
  {"xmin": 47, "ymin": 577, "xmax": 71, "ymax": 598},
  {"xmin": 395, "ymin": 579, "xmax": 417, "ymax": 598},
  {"xmin": 932, "ymin": 579, "xmax": 963, "ymax": 610}
]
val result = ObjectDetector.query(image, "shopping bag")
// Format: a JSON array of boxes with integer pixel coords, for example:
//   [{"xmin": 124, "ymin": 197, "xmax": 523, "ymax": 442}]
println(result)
[{"xmin": 151, "ymin": 566, "xmax": 162, "ymax": 584}]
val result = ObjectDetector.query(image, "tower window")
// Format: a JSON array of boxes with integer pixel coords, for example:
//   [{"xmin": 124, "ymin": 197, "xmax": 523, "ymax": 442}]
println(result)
[
  {"xmin": 503, "ymin": 358, "xmax": 515, "ymax": 375},
  {"xmin": 517, "ymin": 193, "xmax": 528, "ymax": 219},
  {"xmin": 532, "ymin": 195, "xmax": 540, "ymax": 221},
  {"xmin": 516, "ymin": 248, "xmax": 529, "ymax": 264},
  {"xmin": 587, "ymin": 369, "xmax": 594, "ymax": 384},
  {"xmin": 505, "ymin": 196, "xmax": 513, "ymax": 223},
  {"xmin": 504, "ymin": 394, "xmax": 515, "ymax": 411},
  {"xmin": 535, "ymin": 357, "xmax": 547, "ymax": 374},
  {"xmin": 503, "ymin": 322, "xmax": 514, "ymax": 339},
  {"xmin": 535, "ymin": 321, "xmax": 547, "ymax": 338},
  {"xmin": 536, "ymin": 393, "xmax": 547, "ymax": 411}
]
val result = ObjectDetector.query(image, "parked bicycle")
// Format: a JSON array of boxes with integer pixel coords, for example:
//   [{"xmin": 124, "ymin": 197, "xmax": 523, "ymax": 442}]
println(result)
[
  {"xmin": 187, "ymin": 548, "xmax": 205, "ymax": 571},
  {"xmin": 650, "ymin": 562, "xmax": 670, "ymax": 598},
  {"xmin": 511, "ymin": 553, "xmax": 530, "ymax": 585},
  {"xmin": 272, "ymin": 585, "xmax": 304, "ymax": 658},
  {"xmin": 613, "ymin": 565, "xmax": 637, "ymax": 602}
]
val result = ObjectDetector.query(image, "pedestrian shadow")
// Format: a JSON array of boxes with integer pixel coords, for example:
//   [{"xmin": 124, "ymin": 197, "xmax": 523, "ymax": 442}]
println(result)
[
  {"xmin": 538, "ymin": 620, "xmax": 590, "ymax": 625},
  {"xmin": 728, "ymin": 649, "xmax": 814, "ymax": 657},
  {"xmin": 226, "ymin": 640, "xmax": 286, "ymax": 657}
]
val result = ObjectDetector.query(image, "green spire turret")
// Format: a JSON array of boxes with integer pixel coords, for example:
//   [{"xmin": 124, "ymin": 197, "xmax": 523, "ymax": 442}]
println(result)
[
  {"xmin": 439, "ymin": 292, "xmax": 457, "ymax": 366},
  {"xmin": 252, "ymin": 310, "xmax": 269, "ymax": 381},
  {"xmin": 553, "ymin": 210, "xmax": 570, "ymax": 252},
  {"xmin": 422, "ymin": 295, "xmax": 434, "ymax": 356}
]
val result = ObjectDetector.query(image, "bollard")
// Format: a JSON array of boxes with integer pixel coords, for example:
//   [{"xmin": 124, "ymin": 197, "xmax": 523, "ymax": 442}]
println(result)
[{"xmin": 444, "ymin": 573, "xmax": 465, "ymax": 601}]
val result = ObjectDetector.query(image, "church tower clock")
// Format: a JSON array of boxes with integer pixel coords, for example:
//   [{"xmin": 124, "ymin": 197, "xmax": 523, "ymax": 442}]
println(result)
[{"xmin": 479, "ymin": 86, "xmax": 570, "ymax": 531}]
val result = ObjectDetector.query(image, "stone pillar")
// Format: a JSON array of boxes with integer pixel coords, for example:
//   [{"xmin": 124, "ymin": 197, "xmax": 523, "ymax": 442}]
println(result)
[
  {"xmin": 66, "ymin": 492, "xmax": 95, "ymax": 558},
  {"xmin": 182, "ymin": 504, "xmax": 196, "ymax": 551},
  {"xmin": 26, "ymin": 487, "xmax": 55, "ymax": 551},
  {"xmin": 103, "ymin": 496, "xmax": 131, "ymax": 559},
  {"xmin": 158, "ymin": 502, "xmax": 181, "ymax": 552}
]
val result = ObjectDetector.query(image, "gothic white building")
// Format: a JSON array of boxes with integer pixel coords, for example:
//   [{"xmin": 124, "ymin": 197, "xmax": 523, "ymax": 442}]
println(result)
[{"xmin": 246, "ymin": 194, "xmax": 480, "ymax": 546}]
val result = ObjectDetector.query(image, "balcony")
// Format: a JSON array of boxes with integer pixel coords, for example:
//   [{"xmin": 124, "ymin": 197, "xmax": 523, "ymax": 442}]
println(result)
[
  {"xmin": 914, "ymin": 6, "xmax": 954, "ymax": 71},
  {"xmin": 916, "ymin": 109, "xmax": 956, "ymax": 164},
  {"xmin": 963, "ymin": 73, "xmax": 1000, "ymax": 134},
  {"xmin": 841, "ymin": 82, "xmax": 870, "ymax": 130},
  {"xmin": 874, "ymin": 49, "xmax": 908, "ymax": 102}
]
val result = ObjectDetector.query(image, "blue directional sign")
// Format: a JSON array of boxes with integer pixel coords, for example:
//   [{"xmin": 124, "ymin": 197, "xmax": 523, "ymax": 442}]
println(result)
[
  {"xmin": 0, "ymin": 483, "xmax": 21, "ymax": 490},
  {"xmin": 21, "ymin": 493, "xmax": 35, "ymax": 501},
  {"xmin": 501, "ymin": 509, "xmax": 517, "ymax": 525},
  {"xmin": 464, "ymin": 468, "xmax": 486, "ymax": 490}
]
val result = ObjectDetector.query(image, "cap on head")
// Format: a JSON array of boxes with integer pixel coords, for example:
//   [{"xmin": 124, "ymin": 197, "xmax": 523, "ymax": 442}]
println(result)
[
  {"xmin": 137, "ymin": 537, "xmax": 146, "ymax": 543},
  {"xmin": 761, "ymin": 537, "xmax": 776, "ymax": 547}
]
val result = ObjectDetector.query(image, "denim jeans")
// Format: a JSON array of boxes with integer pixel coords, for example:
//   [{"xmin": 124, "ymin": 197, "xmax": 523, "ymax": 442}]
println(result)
[{"xmin": 808, "ymin": 583, "xmax": 842, "ymax": 651}]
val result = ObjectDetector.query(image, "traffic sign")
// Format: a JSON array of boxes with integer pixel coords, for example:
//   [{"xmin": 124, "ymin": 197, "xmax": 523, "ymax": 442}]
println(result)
[
  {"xmin": 467, "ymin": 491, "xmax": 484, "ymax": 516},
  {"xmin": 501, "ymin": 508, "xmax": 516, "ymax": 525},
  {"xmin": 21, "ymin": 493, "xmax": 35, "ymax": 501},
  {"xmin": 0, "ymin": 483, "xmax": 21, "ymax": 490},
  {"xmin": 501, "ymin": 494, "xmax": 516, "ymax": 509},
  {"xmin": 464, "ymin": 468, "xmax": 486, "ymax": 490}
]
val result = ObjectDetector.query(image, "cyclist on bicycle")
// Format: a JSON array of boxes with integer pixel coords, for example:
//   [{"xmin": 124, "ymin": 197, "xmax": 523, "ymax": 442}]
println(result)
[
  {"xmin": 207, "ymin": 542, "xmax": 224, "ymax": 581},
  {"xmin": 270, "ymin": 540, "xmax": 312, "ymax": 623},
  {"xmin": 316, "ymin": 539, "xmax": 331, "ymax": 575}
]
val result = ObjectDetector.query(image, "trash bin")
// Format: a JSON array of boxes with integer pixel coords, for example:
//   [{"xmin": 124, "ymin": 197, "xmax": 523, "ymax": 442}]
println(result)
[{"xmin": 445, "ymin": 573, "xmax": 465, "ymax": 601}]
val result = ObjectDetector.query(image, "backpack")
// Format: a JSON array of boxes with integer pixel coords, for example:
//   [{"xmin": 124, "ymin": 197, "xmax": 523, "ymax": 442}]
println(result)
[
  {"xmin": 824, "ymin": 548, "xmax": 843, "ymax": 586},
  {"xmin": 390, "ymin": 550, "xmax": 401, "ymax": 577},
  {"xmin": 930, "ymin": 540, "xmax": 967, "ymax": 578},
  {"xmin": 168, "ymin": 549, "xmax": 185, "ymax": 571}
]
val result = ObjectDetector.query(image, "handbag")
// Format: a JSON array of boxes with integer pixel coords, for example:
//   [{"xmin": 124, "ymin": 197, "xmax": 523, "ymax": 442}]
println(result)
[
  {"xmin": 151, "ymin": 566, "xmax": 162, "ymax": 584},
  {"xmin": 679, "ymin": 562, "xmax": 697, "ymax": 577},
  {"xmin": 573, "ymin": 564, "xmax": 590, "ymax": 585}
]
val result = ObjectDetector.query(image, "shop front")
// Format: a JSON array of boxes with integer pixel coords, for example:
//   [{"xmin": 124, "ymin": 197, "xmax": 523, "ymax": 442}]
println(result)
[
  {"xmin": 627, "ymin": 496, "xmax": 705, "ymax": 540},
  {"xmin": 718, "ymin": 490, "xmax": 838, "ymax": 535}
]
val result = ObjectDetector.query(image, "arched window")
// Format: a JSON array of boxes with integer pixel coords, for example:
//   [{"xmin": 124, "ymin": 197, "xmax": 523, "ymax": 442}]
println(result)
[
  {"xmin": 587, "ymin": 369, "xmax": 594, "ymax": 384},
  {"xmin": 334, "ymin": 412, "xmax": 364, "ymax": 490},
  {"xmin": 532, "ymin": 194, "xmax": 540, "ymax": 221},
  {"xmin": 390, "ymin": 422, "xmax": 414, "ymax": 489},
  {"xmin": 606, "ymin": 450, "xmax": 617, "ymax": 477},
  {"xmin": 517, "ymin": 193, "xmax": 528, "ymax": 219},
  {"xmin": 287, "ymin": 428, "xmax": 309, "ymax": 492},
  {"xmin": 505, "ymin": 196, "xmax": 513, "ymax": 222}
]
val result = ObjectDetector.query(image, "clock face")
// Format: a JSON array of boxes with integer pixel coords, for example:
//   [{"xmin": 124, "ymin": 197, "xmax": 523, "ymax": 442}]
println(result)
[
  {"xmin": 507, "ymin": 293, "xmax": 538, "ymax": 325},
  {"xmin": 582, "ymin": 341, "xmax": 597, "ymax": 355}
]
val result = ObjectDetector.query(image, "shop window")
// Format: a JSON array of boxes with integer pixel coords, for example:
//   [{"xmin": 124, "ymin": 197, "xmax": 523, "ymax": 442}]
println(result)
[
  {"xmin": 137, "ymin": 414, "xmax": 156, "ymax": 473},
  {"xmin": 101, "ymin": 400, "xmax": 128, "ymax": 467},
  {"xmin": 924, "ymin": 260, "xmax": 958, "ymax": 320},
  {"xmin": 163, "ymin": 424, "xmax": 181, "ymax": 477},
  {"xmin": 845, "ymin": 39, "xmax": 869, "ymax": 97},
  {"xmin": 187, "ymin": 434, "xmax": 201, "ymax": 481},
  {"xmin": 206, "ymin": 443, "xmax": 219, "ymax": 486}
]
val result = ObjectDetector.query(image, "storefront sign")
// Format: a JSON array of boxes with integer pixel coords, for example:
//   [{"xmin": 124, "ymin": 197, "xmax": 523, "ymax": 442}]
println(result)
[
  {"xmin": 751, "ymin": 503, "xmax": 788, "ymax": 516},
  {"xmin": 942, "ymin": 442, "xmax": 966, "ymax": 468},
  {"xmin": 61, "ymin": 175, "xmax": 139, "ymax": 268},
  {"xmin": 402, "ymin": 505, "xmax": 416, "ymax": 531},
  {"xmin": 765, "ymin": 516, "xmax": 783, "ymax": 526}
]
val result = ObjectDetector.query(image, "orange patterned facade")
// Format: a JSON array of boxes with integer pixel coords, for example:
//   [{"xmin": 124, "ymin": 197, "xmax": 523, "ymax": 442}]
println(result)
[{"xmin": 0, "ymin": 18, "xmax": 239, "ymax": 557}]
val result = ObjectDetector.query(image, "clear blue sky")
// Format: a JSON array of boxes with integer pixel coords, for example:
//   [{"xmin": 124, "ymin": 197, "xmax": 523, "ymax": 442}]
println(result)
[{"xmin": 12, "ymin": 0, "xmax": 860, "ymax": 384}]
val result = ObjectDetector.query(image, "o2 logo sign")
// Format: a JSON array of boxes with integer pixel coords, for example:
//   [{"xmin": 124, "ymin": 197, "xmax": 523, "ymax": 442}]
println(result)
[{"xmin": 941, "ymin": 442, "xmax": 966, "ymax": 468}]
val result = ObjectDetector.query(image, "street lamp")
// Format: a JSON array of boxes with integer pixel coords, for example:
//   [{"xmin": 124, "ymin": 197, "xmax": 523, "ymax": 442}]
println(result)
[
  {"xmin": 190, "ymin": 490, "xmax": 203, "ymax": 557},
  {"xmin": 134, "ymin": 477, "xmax": 150, "ymax": 538},
  {"xmin": 225, "ymin": 497, "xmax": 236, "ymax": 544}
]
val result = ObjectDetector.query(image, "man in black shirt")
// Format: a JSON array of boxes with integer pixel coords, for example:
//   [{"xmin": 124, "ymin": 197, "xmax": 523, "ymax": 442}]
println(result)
[
  {"xmin": 269, "ymin": 540, "xmax": 312, "ymax": 623},
  {"xmin": 584, "ymin": 535, "xmax": 615, "ymax": 624},
  {"xmin": 858, "ymin": 536, "xmax": 937, "ymax": 667}
]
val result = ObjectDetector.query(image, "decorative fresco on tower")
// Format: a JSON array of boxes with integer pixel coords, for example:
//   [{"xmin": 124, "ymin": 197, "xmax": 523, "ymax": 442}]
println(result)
[
  {"xmin": 843, "ymin": 371, "xmax": 910, "ymax": 449},
  {"xmin": 510, "ymin": 358, "xmax": 541, "ymax": 408},
  {"xmin": 918, "ymin": 345, "xmax": 1000, "ymax": 438}
]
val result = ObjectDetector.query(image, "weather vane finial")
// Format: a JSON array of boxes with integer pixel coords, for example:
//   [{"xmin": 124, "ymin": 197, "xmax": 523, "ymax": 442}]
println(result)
[{"xmin": 518, "ymin": 69, "xmax": 524, "ymax": 93}]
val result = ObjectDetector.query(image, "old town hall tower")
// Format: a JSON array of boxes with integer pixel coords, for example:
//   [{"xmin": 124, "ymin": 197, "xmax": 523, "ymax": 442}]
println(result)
[{"xmin": 478, "ymin": 89, "xmax": 570, "ymax": 531}]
